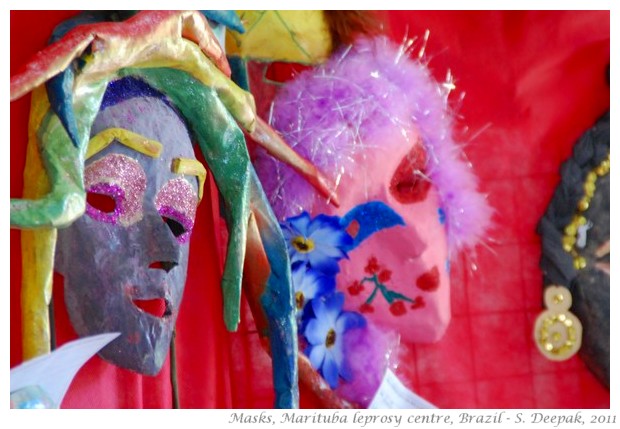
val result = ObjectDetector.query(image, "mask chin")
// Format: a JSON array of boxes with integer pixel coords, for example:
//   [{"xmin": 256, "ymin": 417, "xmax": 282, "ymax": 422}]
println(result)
[
  {"xmin": 96, "ymin": 304, "xmax": 175, "ymax": 376},
  {"xmin": 55, "ymin": 245, "xmax": 178, "ymax": 376}
]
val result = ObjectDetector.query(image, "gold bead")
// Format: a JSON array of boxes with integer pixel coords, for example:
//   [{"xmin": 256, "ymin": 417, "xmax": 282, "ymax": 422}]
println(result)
[
  {"xmin": 563, "ymin": 236, "xmax": 576, "ymax": 249},
  {"xmin": 584, "ymin": 181, "xmax": 596, "ymax": 195},
  {"xmin": 564, "ymin": 223, "xmax": 577, "ymax": 236},
  {"xmin": 587, "ymin": 171, "xmax": 597, "ymax": 183},
  {"xmin": 573, "ymin": 259, "xmax": 581, "ymax": 270},
  {"xmin": 576, "ymin": 216, "xmax": 587, "ymax": 226},
  {"xmin": 578, "ymin": 198, "xmax": 590, "ymax": 211},
  {"xmin": 575, "ymin": 256, "xmax": 587, "ymax": 270}
]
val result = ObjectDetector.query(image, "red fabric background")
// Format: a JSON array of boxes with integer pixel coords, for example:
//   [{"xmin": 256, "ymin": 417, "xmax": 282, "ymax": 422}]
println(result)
[{"xmin": 10, "ymin": 10, "xmax": 610, "ymax": 409}]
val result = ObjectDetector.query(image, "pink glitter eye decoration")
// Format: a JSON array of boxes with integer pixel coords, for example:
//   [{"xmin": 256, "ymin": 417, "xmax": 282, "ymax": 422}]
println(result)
[
  {"xmin": 155, "ymin": 178, "xmax": 198, "ymax": 244},
  {"xmin": 84, "ymin": 154, "xmax": 147, "ymax": 226},
  {"xmin": 159, "ymin": 206, "xmax": 193, "ymax": 244},
  {"xmin": 86, "ymin": 183, "xmax": 125, "ymax": 224}
]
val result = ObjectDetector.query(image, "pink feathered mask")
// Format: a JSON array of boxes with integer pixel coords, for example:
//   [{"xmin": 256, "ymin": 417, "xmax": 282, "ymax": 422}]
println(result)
[{"xmin": 255, "ymin": 36, "xmax": 492, "ymax": 344}]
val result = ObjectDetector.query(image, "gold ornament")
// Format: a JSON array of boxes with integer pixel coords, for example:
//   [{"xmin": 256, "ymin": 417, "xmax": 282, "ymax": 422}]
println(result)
[
  {"xmin": 534, "ymin": 285, "xmax": 582, "ymax": 361},
  {"xmin": 560, "ymin": 155, "xmax": 609, "ymax": 270}
]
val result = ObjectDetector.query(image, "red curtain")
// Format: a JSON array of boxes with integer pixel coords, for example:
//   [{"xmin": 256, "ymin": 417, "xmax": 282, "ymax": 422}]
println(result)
[{"xmin": 10, "ymin": 10, "xmax": 610, "ymax": 408}]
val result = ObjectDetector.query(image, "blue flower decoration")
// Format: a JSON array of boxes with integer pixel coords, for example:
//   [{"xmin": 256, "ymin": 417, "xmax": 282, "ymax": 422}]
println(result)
[
  {"xmin": 292, "ymin": 264, "xmax": 335, "ymax": 316},
  {"xmin": 303, "ymin": 293, "xmax": 366, "ymax": 389},
  {"xmin": 281, "ymin": 212, "xmax": 353, "ymax": 275}
]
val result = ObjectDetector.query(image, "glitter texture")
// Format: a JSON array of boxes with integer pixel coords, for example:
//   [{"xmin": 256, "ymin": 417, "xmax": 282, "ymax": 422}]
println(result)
[
  {"xmin": 158, "ymin": 206, "xmax": 194, "ymax": 244},
  {"xmin": 102, "ymin": 76, "xmax": 168, "ymax": 110},
  {"xmin": 85, "ymin": 182, "xmax": 125, "ymax": 224},
  {"xmin": 155, "ymin": 178, "xmax": 198, "ymax": 244},
  {"xmin": 84, "ymin": 154, "xmax": 147, "ymax": 226}
]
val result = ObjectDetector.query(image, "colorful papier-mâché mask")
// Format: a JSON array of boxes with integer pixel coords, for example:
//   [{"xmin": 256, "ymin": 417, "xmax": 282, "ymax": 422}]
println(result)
[
  {"xmin": 55, "ymin": 85, "xmax": 199, "ymax": 375},
  {"xmin": 256, "ymin": 36, "xmax": 492, "ymax": 344},
  {"xmin": 10, "ymin": 11, "xmax": 344, "ymax": 409}
]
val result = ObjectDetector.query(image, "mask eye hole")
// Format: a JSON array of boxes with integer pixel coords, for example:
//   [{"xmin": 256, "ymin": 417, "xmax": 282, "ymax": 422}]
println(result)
[
  {"xmin": 87, "ymin": 192, "xmax": 117, "ymax": 213},
  {"xmin": 158, "ymin": 206, "xmax": 193, "ymax": 244},
  {"xmin": 162, "ymin": 215, "xmax": 186, "ymax": 238},
  {"xmin": 83, "ymin": 154, "xmax": 147, "ymax": 226},
  {"xmin": 155, "ymin": 178, "xmax": 198, "ymax": 244},
  {"xmin": 85, "ymin": 184, "xmax": 124, "ymax": 224},
  {"xmin": 389, "ymin": 144, "xmax": 431, "ymax": 204}
]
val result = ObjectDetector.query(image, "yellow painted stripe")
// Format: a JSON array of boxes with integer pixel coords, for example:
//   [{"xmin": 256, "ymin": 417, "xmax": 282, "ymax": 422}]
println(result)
[
  {"xmin": 86, "ymin": 128, "xmax": 162, "ymax": 159},
  {"xmin": 171, "ymin": 158, "xmax": 207, "ymax": 201}
]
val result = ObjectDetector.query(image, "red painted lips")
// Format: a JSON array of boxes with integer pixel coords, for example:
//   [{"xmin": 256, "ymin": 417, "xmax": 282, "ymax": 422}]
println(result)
[{"xmin": 132, "ymin": 298, "xmax": 171, "ymax": 318}]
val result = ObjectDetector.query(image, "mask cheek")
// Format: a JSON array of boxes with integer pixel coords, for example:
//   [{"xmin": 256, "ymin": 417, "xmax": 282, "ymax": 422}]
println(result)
[
  {"xmin": 337, "ymin": 189, "xmax": 451, "ymax": 343},
  {"xmin": 168, "ymin": 248, "xmax": 191, "ymax": 309},
  {"xmin": 55, "ymin": 213, "xmax": 131, "ymax": 278}
]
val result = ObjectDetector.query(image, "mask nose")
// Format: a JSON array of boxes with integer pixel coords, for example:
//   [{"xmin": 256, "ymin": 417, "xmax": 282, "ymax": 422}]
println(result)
[{"xmin": 141, "ymin": 212, "xmax": 182, "ymax": 271}]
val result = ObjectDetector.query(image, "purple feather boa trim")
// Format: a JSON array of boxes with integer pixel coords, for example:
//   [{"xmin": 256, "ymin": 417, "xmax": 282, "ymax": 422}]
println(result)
[{"xmin": 255, "ymin": 36, "xmax": 492, "ymax": 254}]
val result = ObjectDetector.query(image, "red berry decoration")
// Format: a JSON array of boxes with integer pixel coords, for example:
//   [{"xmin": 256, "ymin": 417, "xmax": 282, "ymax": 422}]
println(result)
[
  {"xmin": 359, "ymin": 303, "xmax": 374, "ymax": 313},
  {"xmin": 365, "ymin": 256, "xmax": 381, "ymax": 275},
  {"xmin": 389, "ymin": 301, "xmax": 407, "ymax": 316},
  {"xmin": 416, "ymin": 266, "xmax": 440, "ymax": 292},
  {"xmin": 378, "ymin": 269, "xmax": 392, "ymax": 283},
  {"xmin": 347, "ymin": 281, "xmax": 364, "ymax": 296},
  {"xmin": 410, "ymin": 296, "xmax": 426, "ymax": 309}
]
